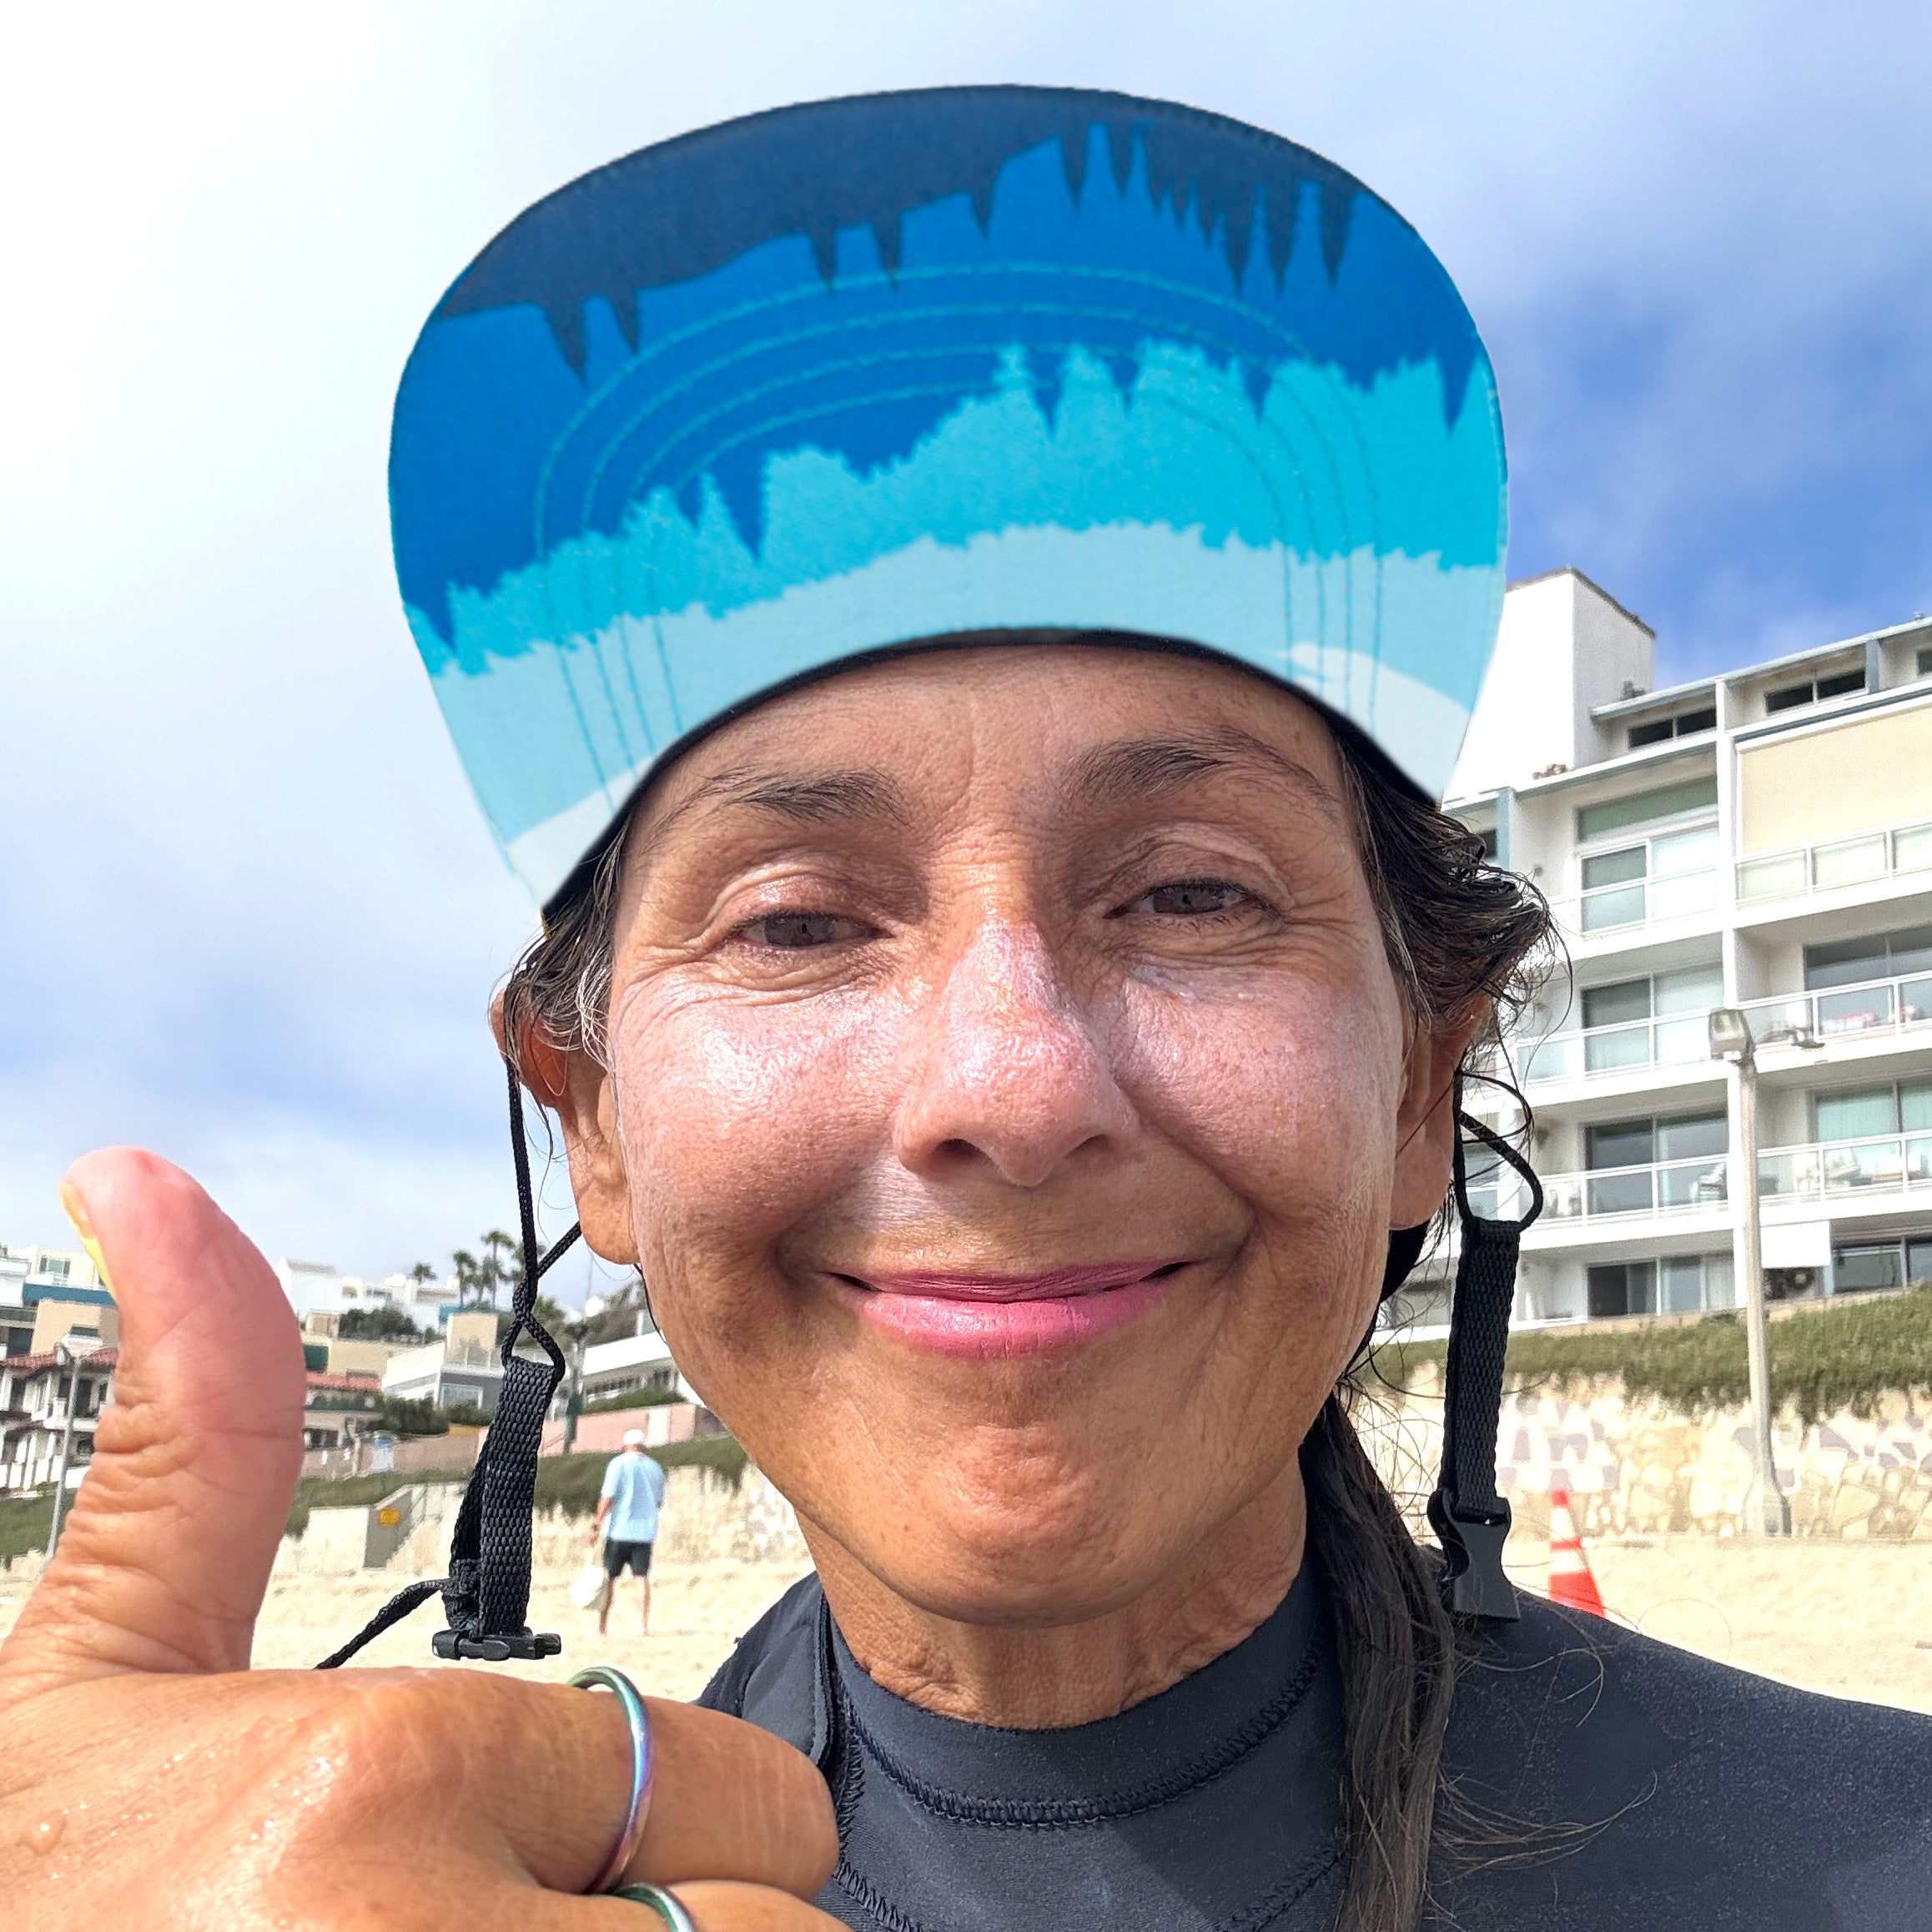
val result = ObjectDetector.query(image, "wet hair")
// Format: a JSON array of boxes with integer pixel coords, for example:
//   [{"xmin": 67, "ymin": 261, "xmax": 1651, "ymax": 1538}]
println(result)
[{"xmin": 500, "ymin": 653, "xmax": 1552, "ymax": 1932}]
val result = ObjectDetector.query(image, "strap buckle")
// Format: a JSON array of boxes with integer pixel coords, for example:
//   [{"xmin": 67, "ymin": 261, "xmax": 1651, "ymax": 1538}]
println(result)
[
  {"xmin": 1427, "ymin": 1490, "xmax": 1517, "ymax": 1621},
  {"xmin": 432, "ymin": 1629, "xmax": 563, "ymax": 1661}
]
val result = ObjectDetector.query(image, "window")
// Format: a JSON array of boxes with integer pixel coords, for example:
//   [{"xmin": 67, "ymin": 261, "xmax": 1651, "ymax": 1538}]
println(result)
[
  {"xmin": 1576, "ymin": 777, "xmax": 1719, "ymax": 843},
  {"xmin": 1582, "ymin": 979, "xmax": 1651, "ymax": 1029},
  {"xmin": 1804, "ymin": 926, "xmax": 1932, "ymax": 990},
  {"xmin": 1587, "ymin": 1255, "xmax": 1733, "ymax": 1319},
  {"xmin": 1577, "ymin": 966, "xmax": 1723, "ymax": 1070},
  {"xmin": 1814, "ymin": 1079, "xmax": 1932, "ymax": 1142},
  {"xmin": 1587, "ymin": 1262, "xmax": 1652, "ymax": 1319},
  {"xmin": 37, "ymin": 1257, "xmax": 70, "ymax": 1283},
  {"xmin": 1476, "ymin": 826, "xmax": 1499, "ymax": 860},
  {"xmin": 1577, "ymin": 824, "xmax": 1719, "ymax": 931},
  {"xmin": 1765, "ymin": 667, "xmax": 1865, "ymax": 714},
  {"xmin": 1919, "ymin": 646, "xmax": 1932, "ymax": 678},
  {"xmin": 1832, "ymin": 1240, "xmax": 1932, "ymax": 1293},
  {"xmin": 1583, "ymin": 1110, "xmax": 1728, "ymax": 1213},
  {"xmin": 1627, "ymin": 706, "xmax": 1717, "ymax": 751}
]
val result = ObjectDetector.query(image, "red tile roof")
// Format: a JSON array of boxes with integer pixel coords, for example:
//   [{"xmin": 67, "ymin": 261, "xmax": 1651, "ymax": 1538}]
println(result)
[
  {"xmin": 2, "ymin": 1347, "xmax": 118, "ymax": 1376},
  {"xmin": 305, "ymin": 1370, "xmax": 381, "ymax": 1393}
]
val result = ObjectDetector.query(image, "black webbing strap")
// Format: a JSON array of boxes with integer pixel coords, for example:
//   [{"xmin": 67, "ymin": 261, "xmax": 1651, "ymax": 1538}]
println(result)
[
  {"xmin": 316, "ymin": 1062, "xmax": 581, "ymax": 1668},
  {"xmin": 1426, "ymin": 1109, "xmax": 1543, "ymax": 1623}
]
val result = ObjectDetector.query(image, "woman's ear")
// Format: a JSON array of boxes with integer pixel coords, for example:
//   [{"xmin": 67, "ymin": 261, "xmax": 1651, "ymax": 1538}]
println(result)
[
  {"xmin": 490, "ymin": 994, "xmax": 638, "ymax": 1265},
  {"xmin": 1387, "ymin": 1001, "xmax": 1489, "ymax": 1230}
]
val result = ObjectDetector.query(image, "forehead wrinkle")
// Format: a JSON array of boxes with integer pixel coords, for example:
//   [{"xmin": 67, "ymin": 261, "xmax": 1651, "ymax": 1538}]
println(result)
[
  {"xmin": 633, "ymin": 762, "xmax": 912, "ymax": 868},
  {"xmin": 1067, "ymin": 727, "xmax": 1349, "ymax": 832}
]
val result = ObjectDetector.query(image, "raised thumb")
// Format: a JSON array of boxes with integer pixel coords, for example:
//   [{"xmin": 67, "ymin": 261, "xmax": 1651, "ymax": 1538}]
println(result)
[{"xmin": 0, "ymin": 1149, "xmax": 305, "ymax": 1687}]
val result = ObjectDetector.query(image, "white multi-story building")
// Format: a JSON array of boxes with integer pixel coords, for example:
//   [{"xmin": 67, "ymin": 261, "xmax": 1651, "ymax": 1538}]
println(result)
[
  {"xmin": 274, "ymin": 1259, "xmax": 465, "ymax": 1328},
  {"xmin": 1432, "ymin": 569, "xmax": 1932, "ymax": 1328}
]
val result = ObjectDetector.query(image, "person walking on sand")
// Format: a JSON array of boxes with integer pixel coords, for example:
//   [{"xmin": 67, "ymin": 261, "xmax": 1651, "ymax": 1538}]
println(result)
[{"xmin": 591, "ymin": 1427, "xmax": 667, "ymax": 1636}]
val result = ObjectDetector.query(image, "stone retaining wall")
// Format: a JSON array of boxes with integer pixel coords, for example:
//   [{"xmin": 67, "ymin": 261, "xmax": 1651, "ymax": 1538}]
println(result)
[{"xmin": 1359, "ymin": 1365, "xmax": 1932, "ymax": 1539}]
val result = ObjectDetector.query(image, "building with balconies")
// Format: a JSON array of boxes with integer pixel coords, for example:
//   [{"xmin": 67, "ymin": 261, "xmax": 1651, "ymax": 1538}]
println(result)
[{"xmin": 1430, "ymin": 569, "xmax": 1932, "ymax": 1329}]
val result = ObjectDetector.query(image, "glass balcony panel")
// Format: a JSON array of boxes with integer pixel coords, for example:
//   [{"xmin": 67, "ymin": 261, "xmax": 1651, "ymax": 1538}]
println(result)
[
  {"xmin": 1817, "ymin": 984, "xmax": 1896, "ymax": 1035},
  {"xmin": 1909, "ymin": 1133, "xmax": 1932, "ymax": 1187},
  {"xmin": 1744, "ymin": 995, "xmax": 1814, "ymax": 1047},
  {"xmin": 1757, "ymin": 1148, "xmax": 1816, "ymax": 1200},
  {"xmin": 1582, "ymin": 883, "xmax": 1647, "ymax": 931},
  {"xmin": 1650, "ymin": 870, "xmax": 1717, "ymax": 920},
  {"xmin": 1900, "ymin": 975, "xmax": 1932, "ymax": 1029},
  {"xmin": 1894, "ymin": 823, "xmax": 1932, "ymax": 874},
  {"xmin": 1813, "ymin": 834, "xmax": 1887, "ymax": 888},
  {"xmin": 1545, "ymin": 1176, "xmax": 1586, "ymax": 1220},
  {"xmin": 1584, "ymin": 1022, "xmax": 1653, "ymax": 1073},
  {"xmin": 1522, "ymin": 1034, "xmax": 1578, "ymax": 1084},
  {"xmin": 1587, "ymin": 1169, "xmax": 1657, "ymax": 1215},
  {"xmin": 1822, "ymin": 1135, "xmax": 1906, "ymax": 1194},
  {"xmin": 1658, "ymin": 1157, "xmax": 1728, "ymax": 1210},
  {"xmin": 1653, "ymin": 1014, "xmax": 1709, "ymax": 1064},
  {"xmin": 1738, "ymin": 852, "xmax": 1807, "ymax": 899}
]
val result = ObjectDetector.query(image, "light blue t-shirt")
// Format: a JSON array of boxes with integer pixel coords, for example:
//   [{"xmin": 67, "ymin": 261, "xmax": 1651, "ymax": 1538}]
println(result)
[{"xmin": 601, "ymin": 1448, "xmax": 667, "ymax": 1542}]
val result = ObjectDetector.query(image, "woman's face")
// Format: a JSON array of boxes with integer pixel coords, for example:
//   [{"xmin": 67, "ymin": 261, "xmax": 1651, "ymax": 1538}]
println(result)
[{"xmin": 556, "ymin": 645, "xmax": 1467, "ymax": 1627}]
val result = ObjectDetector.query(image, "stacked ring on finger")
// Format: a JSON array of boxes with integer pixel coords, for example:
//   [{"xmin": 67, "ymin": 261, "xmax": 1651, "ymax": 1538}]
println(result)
[
  {"xmin": 616, "ymin": 1883, "xmax": 702, "ymax": 1929},
  {"xmin": 570, "ymin": 1666, "xmax": 656, "ymax": 1894}
]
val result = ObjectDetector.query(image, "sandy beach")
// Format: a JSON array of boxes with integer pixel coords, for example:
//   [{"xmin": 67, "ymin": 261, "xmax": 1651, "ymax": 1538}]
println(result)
[{"xmin": 4, "ymin": 1513, "xmax": 1930, "ymax": 1715}]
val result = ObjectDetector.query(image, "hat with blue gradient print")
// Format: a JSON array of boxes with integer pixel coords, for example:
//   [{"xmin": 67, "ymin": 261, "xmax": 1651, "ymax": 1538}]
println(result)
[{"xmin": 390, "ymin": 86, "xmax": 1507, "ymax": 909}]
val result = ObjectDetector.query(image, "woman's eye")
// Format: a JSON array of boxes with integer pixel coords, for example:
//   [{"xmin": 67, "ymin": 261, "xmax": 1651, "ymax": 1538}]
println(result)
[
  {"xmin": 1131, "ymin": 878, "xmax": 1255, "ymax": 918},
  {"xmin": 735, "ymin": 910, "xmax": 869, "ymax": 950}
]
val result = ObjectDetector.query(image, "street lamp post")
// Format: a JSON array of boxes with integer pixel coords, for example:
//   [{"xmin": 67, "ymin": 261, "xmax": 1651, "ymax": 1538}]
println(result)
[
  {"xmin": 1708, "ymin": 1009, "xmax": 1791, "ymax": 1537},
  {"xmin": 45, "ymin": 1338, "xmax": 96, "ymax": 1557}
]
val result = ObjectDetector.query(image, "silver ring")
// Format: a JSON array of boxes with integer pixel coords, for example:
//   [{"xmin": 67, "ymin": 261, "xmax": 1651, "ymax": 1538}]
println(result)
[
  {"xmin": 615, "ymin": 1883, "xmax": 701, "ymax": 1929},
  {"xmin": 570, "ymin": 1665, "xmax": 655, "ymax": 1893}
]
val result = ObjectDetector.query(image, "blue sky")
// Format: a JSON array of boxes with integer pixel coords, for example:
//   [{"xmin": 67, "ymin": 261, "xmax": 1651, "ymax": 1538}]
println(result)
[{"xmin": 3, "ymin": 1, "xmax": 1928, "ymax": 1288}]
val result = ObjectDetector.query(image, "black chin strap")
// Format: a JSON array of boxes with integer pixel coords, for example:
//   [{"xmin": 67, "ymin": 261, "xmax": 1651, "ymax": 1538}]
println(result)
[
  {"xmin": 318, "ymin": 1063, "xmax": 581, "ymax": 1668},
  {"xmin": 1424, "ymin": 1109, "xmax": 1542, "ymax": 1622}
]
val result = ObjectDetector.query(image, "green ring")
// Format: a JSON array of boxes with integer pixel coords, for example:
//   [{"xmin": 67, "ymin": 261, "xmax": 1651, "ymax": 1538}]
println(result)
[{"xmin": 614, "ymin": 1882, "xmax": 701, "ymax": 1930}]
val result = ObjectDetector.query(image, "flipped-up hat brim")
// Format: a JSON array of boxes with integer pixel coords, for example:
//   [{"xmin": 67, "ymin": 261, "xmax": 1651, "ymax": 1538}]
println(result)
[{"xmin": 391, "ymin": 88, "xmax": 1506, "ymax": 907}]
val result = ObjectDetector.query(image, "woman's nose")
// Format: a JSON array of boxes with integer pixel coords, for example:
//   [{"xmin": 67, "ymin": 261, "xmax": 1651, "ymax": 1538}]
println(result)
[{"xmin": 892, "ymin": 918, "xmax": 1137, "ymax": 1189}]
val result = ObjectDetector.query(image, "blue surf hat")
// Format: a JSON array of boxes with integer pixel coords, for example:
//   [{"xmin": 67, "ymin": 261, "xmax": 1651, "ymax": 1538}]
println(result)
[{"xmin": 391, "ymin": 86, "xmax": 1506, "ymax": 909}]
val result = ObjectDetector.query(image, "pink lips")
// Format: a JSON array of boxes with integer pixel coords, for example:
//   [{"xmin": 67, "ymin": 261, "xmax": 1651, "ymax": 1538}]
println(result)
[{"xmin": 842, "ymin": 1260, "xmax": 1185, "ymax": 1360}]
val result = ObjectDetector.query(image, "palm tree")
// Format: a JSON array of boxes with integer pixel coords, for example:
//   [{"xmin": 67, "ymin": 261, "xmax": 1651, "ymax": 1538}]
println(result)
[
  {"xmin": 450, "ymin": 1248, "xmax": 481, "ymax": 1307},
  {"xmin": 480, "ymin": 1230, "xmax": 520, "ymax": 1310},
  {"xmin": 407, "ymin": 1261, "xmax": 435, "ymax": 1288}
]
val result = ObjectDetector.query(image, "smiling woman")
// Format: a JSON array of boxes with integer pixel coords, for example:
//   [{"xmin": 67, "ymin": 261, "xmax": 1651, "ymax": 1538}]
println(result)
[
  {"xmin": 501, "ymin": 638, "xmax": 1542, "ymax": 1928},
  {"xmin": 6, "ymin": 83, "xmax": 1932, "ymax": 1932}
]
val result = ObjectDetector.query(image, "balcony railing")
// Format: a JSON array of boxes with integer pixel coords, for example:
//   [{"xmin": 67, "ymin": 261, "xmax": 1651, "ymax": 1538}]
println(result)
[
  {"xmin": 1739, "ymin": 970, "xmax": 1932, "ymax": 1050},
  {"xmin": 1484, "ymin": 1131, "xmax": 1932, "ymax": 1234},
  {"xmin": 1758, "ymin": 1131, "xmax": 1932, "ymax": 1205},
  {"xmin": 1547, "ymin": 868, "xmax": 1720, "ymax": 939},
  {"xmin": 1737, "ymin": 815, "xmax": 1932, "ymax": 903},
  {"xmin": 1539, "ymin": 1155, "xmax": 1733, "ymax": 1225},
  {"xmin": 1517, "ymin": 1010, "xmax": 1713, "ymax": 1085}
]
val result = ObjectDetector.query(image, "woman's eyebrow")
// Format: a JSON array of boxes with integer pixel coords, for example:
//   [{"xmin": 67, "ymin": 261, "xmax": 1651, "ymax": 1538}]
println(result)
[
  {"xmin": 1069, "ymin": 730, "xmax": 1348, "ymax": 828},
  {"xmin": 645, "ymin": 765, "xmax": 911, "ymax": 851}
]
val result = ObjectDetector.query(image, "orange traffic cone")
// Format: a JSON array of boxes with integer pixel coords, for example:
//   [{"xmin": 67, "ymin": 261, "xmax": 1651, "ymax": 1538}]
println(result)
[{"xmin": 1547, "ymin": 1477, "xmax": 1606, "ymax": 1617}]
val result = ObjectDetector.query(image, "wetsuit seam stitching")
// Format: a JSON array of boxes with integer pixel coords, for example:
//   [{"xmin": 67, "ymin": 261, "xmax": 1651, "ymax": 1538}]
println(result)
[{"xmin": 1215, "ymin": 1845, "xmax": 1343, "ymax": 1931}]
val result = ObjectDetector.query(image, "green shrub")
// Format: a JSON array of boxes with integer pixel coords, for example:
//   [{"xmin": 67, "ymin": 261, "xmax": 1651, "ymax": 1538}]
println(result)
[
  {"xmin": 580, "ymin": 1386, "xmax": 682, "ymax": 1416},
  {"xmin": 1372, "ymin": 1283, "xmax": 1932, "ymax": 1425},
  {"xmin": 535, "ymin": 1439, "xmax": 748, "ymax": 1519},
  {"xmin": 0, "ymin": 1492, "xmax": 55, "ymax": 1567},
  {"xmin": 279, "ymin": 1437, "xmax": 747, "ymax": 1539}
]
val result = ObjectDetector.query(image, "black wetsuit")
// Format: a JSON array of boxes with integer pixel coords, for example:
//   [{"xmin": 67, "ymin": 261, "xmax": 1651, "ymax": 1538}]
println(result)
[{"xmin": 698, "ymin": 1569, "xmax": 1932, "ymax": 1929}]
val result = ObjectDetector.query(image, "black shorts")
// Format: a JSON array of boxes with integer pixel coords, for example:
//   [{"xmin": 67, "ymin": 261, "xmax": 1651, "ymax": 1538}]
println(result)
[{"xmin": 603, "ymin": 1537, "xmax": 654, "ymax": 1578}]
